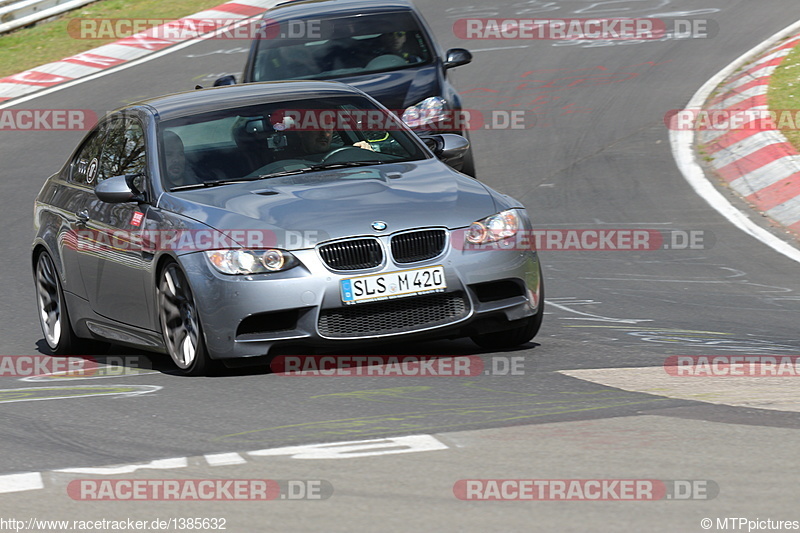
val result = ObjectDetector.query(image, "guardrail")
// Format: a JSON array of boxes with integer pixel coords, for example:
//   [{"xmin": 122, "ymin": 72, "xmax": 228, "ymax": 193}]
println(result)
[{"xmin": 1, "ymin": 0, "xmax": 96, "ymax": 35}]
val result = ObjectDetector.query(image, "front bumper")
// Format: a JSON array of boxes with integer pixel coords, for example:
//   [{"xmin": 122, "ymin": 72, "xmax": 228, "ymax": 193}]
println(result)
[{"xmin": 180, "ymin": 232, "xmax": 541, "ymax": 360}]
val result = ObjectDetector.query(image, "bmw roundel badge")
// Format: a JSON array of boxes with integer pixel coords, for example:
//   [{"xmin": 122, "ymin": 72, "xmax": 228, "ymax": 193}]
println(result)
[{"xmin": 372, "ymin": 221, "xmax": 388, "ymax": 231}]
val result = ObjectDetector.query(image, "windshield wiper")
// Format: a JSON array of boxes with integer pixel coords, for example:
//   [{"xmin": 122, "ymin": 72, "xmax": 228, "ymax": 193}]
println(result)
[
  {"xmin": 169, "ymin": 162, "xmax": 388, "ymax": 191},
  {"xmin": 169, "ymin": 168, "xmax": 314, "ymax": 191},
  {"xmin": 307, "ymin": 160, "xmax": 387, "ymax": 171}
]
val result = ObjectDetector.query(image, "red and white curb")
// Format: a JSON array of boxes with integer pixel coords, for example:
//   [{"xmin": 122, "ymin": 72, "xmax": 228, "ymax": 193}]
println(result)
[
  {"xmin": 0, "ymin": 0, "xmax": 276, "ymax": 103},
  {"xmin": 671, "ymin": 19, "xmax": 800, "ymax": 265},
  {"xmin": 699, "ymin": 36, "xmax": 800, "ymax": 236},
  {"xmin": 0, "ymin": 435, "xmax": 449, "ymax": 494}
]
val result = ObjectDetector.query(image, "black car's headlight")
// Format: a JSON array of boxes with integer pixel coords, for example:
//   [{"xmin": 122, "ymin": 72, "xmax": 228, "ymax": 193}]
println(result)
[
  {"xmin": 402, "ymin": 96, "xmax": 448, "ymax": 128},
  {"xmin": 204, "ymin": 249, "xmax": 298, "ymax": 274},
  {"xmin": 465, "ymin": 210, "xmax": 521, "ymax": 245}
]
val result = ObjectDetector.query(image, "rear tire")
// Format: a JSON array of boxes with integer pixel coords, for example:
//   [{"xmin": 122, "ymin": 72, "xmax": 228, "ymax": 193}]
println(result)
[{"xmin": 157, "ymin": 262, "xmax": 214, "ymax": 376}]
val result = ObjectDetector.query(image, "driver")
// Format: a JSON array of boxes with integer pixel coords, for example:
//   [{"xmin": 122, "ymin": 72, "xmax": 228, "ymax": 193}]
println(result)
[
  {"xmin": 292, "ymin": 122, "xmax": 374, "ymax": 159},
  {"xmin": 162, "ymin": 131, "xmax": 201, "ymax": 188},
  {"xmin": 376, "ymin": 31, "xmax": 422, "ymax": 63}
]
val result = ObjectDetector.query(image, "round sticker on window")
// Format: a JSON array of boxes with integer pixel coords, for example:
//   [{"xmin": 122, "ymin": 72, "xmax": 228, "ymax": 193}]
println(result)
[{"xmin": 86, "ymin": 158, "xmax": 99, "ymax": 184}]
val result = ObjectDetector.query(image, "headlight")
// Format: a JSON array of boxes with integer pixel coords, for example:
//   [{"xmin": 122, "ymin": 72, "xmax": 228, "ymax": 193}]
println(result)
[
  {"xmin": 204, "ymin": 249, "xmax": 298, "ymax": 275},
  {"xmin": 465, "ymin": 210, "xmax": 521, "ymax": 245},
  {"xmin": 402, "ymin": 96, "xmax": 447, "ymax": 128}
]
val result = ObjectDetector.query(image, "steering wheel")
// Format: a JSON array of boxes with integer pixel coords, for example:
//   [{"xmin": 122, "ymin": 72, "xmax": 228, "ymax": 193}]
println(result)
[
  {"xmin": 249, "ymin": 159, "xmax": 310, "ymax": 177},
  {"xmin": 320, "ymin": 146, "xmax": 370, "ymax": 164}
]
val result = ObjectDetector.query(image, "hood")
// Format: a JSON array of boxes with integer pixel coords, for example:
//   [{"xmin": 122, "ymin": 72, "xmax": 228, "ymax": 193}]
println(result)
[
  {"xmin": 334, "ymin": 64, "xmax": 441, "ymax": 111},
  {"xmin": 157, "ymin": 159, "xmax": 497, "ymax": 250}
]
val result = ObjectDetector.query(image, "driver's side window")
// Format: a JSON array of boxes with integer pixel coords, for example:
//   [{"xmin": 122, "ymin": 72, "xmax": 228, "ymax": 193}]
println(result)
[
  {"xmin": 71, "ymin": 122, "xmax": 107, "ymax": 187},
  {"xmin": 100, "ymin": 118, "xmax": 146, "ymax": 184}
]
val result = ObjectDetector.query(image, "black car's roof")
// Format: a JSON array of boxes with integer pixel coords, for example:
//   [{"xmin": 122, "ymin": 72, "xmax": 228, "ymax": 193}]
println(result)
[
  {"xmin": 264, "ymin": 0, "xmax": 415, "ymax": 20},
  {"xmin": 127, "ymin": 81, "xmax": 366, "ymax": 121}
]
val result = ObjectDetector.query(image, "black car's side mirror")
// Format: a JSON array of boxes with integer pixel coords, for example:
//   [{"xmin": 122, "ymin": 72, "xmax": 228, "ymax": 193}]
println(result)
[
  {"xmin": 95, "ymin": 174, "xmax": 146, "ymax": 204},
  {"xmin": 213, "ymin": 75, "xmax": 237, "ymax": 86},
  {"xmin": 443, "ymin": 48, "xmax": 472, "ymax": 69},
  {"xmin": 421, "ymin": 134, "xmax": 470, "ymax": 170}
]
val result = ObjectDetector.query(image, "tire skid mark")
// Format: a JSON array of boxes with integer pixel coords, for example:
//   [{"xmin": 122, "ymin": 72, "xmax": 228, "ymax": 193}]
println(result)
[{"xmin": 0, "ymin": 385, "xmax": 161, "ymax": 404}]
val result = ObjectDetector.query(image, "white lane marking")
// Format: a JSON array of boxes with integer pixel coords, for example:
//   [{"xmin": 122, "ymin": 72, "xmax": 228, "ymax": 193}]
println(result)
[
  {"xmin": 1, "ymin": 435, "xmax": 450, "ymax": 492},
  {"xmin": 698, "ymin": 105, "xmax": 769, "ymax": 144},
  {"xmin": 55, "ymin": 457, "xmax": 188, "ymax": 475},
  {"xmin": 671, "ymin": 21, "xmax": 800, "ymax": 265},
  {"xmin": 546, "ymin": 297, "xmax": 653, "ymax": 324},
  {"xmin": 561, "ymin": 367, "xmax": 800, "ymax": 412},
  {"xmin": 0, "ymin": 385, "xmax": 161, "ymax": 403},
  {"xmin": 204, "ymin": 452, "xmax": 247, "ymax": 466},
  {"xmin": 709, "ymin": 130, "xmax": 790, "ymax": 167},
  {"xmin": 0, "ymin": 472, "xmax": 43, "ymax": 494},
  {"xmin": 722, "ymin": 70, "xmax": 773, "ymax": 91},
  {"xmin": 767, "ymin": 196, "xmax": 800, "ymax": 227},
  {"xmin": 20, "ymin": 368, "xmax": 161, "ymax": 382},
  {"xmin": 750, "ymin": 47, "xmax": 794, "ymax": 68},
  {"xmin": 708, "ymin": 84, "xmax": 768, "ymax": 110},
  {"xmin": 247, "ymin": 435, "xmax": 449, "ymax": 459},
  {"xmin": 729, "ymin": 156, "xmax": 800, "ymax": 198}
]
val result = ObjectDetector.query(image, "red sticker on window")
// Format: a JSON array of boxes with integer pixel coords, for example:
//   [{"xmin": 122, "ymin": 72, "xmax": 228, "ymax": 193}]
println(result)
[{"xmin": 130, "ymin": 211, "xmax": 144, "ymax": 227}]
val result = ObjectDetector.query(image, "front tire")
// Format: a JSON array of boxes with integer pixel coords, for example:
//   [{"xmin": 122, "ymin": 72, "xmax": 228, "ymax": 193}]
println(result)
[
  {"xmin": 157, "ymin": 262, "xmax": 213, "ymax": 376},
  {"xmin": 35, "ymin": 251, "xmax": 76, "ymax": 354}
]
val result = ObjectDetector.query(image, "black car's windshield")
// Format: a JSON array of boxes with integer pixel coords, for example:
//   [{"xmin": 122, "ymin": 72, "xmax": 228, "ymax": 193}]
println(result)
[
  {"xmin": 250, "ymin": 11, "xmax": 433, "ymax": 82},
  {"xmin": 158, "ymin": 95, "xmax": 428, "ymax": 191}
]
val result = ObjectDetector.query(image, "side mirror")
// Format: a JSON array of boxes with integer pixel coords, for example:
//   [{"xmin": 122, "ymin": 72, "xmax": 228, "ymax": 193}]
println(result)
[
  {"xmin": 443, "ymin": 48, "xmax": 472, "ymax": 70},
  {"xmin": 421, "ymin": 134, "xmax": 470, "ymax": 170},
  {"xmin": 95, "ymin": 174, "xmax": 146, "ymax": 204},
  {"xmin": 213, "ymin": 75, "xmax": 237, "ymax": 86}
]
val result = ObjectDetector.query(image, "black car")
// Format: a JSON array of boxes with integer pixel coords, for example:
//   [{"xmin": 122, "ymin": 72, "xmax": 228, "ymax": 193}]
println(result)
[{"xmin": 215, "ymin": 0, "xmax": 476, "ymax": 175}]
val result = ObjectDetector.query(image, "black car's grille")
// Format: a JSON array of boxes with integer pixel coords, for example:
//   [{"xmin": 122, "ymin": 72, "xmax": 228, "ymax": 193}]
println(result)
[
  {"xmin": 391, "ymin": 229, "xmax": 447, "ymax": 264},
  {"xmin": 319, "ymin": 238, "xmax": 383, "ymax": 270},
  {"xmin": 318, "ymin": 292, "xmax": 468, "ymax": 338}
]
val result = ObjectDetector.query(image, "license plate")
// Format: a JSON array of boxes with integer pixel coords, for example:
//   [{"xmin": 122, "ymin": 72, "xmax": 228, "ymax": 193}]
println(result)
[{"xmin": 341, "ymin": 265, "xmax": 446, "ymax": 304}]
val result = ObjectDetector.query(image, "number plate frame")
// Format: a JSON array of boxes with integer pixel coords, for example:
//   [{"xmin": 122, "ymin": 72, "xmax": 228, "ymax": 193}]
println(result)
[{"xmin": 340, "ymin": 265, "xmax": 446, "ymax": 304}]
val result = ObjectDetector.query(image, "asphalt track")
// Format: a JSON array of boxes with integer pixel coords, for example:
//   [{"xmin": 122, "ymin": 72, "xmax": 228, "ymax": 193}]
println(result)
[{"xmin": 1, "ymin": 0, "xmax": 800, "ymax": 531}]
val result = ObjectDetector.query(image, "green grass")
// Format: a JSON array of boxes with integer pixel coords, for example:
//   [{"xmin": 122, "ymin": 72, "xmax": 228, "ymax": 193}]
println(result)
[
  {"xmin": 0, "ymin": 0, "xmax": 230, "ymax": 79},
  {"xmin": 768, "ymin": 40, "xmax": 800, "ymax": 150}
]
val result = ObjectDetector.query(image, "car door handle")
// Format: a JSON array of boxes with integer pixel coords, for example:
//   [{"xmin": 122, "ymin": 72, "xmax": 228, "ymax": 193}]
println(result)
[{"xmin": 76, "ymin": 210, "xmax": 90, "ymax": 224}]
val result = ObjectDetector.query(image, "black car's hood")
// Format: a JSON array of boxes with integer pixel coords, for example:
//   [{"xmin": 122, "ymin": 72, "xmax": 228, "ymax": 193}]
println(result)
[
  {"xmin": 158, "ymin": 160, "xmax": 497, "ymax": 249},
  {"xmin": 334, "ymin": 64, "xmax": 441, "ymax": 111}
]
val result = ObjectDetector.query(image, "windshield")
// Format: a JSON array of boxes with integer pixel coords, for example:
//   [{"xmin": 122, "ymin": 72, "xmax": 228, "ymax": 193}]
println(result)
[
  {"xmin": 250, "ymin": 11, "xmax": 433, "ymax": 82},
  {"xmin": 157, "ymin": 95, "xmax": 429, "ymax": 191}
]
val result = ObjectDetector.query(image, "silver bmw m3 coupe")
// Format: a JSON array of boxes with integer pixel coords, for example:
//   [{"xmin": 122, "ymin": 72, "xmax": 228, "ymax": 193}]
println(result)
[{"xmin": 32, "ymin": 81, "xmax": 543, "ymax": 375}]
